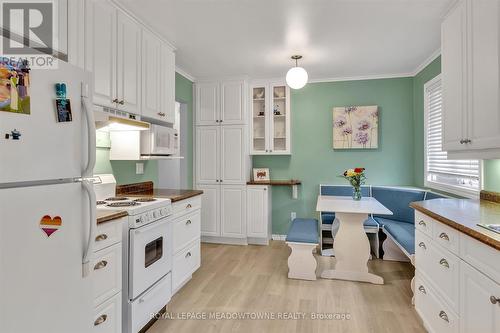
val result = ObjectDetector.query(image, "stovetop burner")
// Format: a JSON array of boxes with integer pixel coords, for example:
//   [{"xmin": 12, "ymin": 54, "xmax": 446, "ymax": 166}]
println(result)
[
  {"xmin": 133, "ymin": 198, "xmax": 156, "ymax": 202},
  {"xmin": 105, "ymin": 197, "xmax": 128, "ymax": 201},
  {"xmin": 106, "ymin": 201, "xmax": 140, "ymax": 207},
  {"xmin": 96, "ymin": 201, "xmax": 107, "ymax": 205}
]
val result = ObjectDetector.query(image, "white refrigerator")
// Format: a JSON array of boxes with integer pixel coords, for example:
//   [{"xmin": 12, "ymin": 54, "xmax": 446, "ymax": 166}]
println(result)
[{"xmin": 0, "ymin": 61, "xmax": 96, "ymax": 333}]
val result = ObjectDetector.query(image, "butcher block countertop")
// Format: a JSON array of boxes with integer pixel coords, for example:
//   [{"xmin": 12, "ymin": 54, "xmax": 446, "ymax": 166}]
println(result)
[
  {"xmin": 97, "ymin": 210, "xmax": 128, "ymax": 224},
  {"xmin": 410, "ymin": 198, "xmax": 500, "ymax": 251}
]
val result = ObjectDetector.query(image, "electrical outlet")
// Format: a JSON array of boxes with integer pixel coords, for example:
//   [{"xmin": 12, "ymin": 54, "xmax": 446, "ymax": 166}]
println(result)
[
  {"xmin": 291, "ymin": 212, "xmax": 296, "ymax": 220},
  {"xmin": 136, "ymin": 163, "xmax": 144, "ymax": 175}
]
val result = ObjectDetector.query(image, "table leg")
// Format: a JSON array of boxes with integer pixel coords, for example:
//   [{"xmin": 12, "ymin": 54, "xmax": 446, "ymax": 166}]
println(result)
[{"xmin": 321, "ymin": 212, "xmax": 384, "ymax": 284}]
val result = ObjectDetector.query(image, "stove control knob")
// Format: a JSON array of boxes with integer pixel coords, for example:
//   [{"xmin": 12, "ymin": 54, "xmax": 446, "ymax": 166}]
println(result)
[
  {"xmin": 153, "ymin": 211, "xmax": 158, "ymax": 218},
  {"xmin": 158, "ymin": 210, "xmax": 164, "ymax": 216},
  {"xmin": 139, "ymin": 216, "xmax": 145, "ymax": 224}
]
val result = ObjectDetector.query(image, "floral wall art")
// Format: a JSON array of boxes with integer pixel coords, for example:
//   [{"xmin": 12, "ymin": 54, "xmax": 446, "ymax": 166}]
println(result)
[{"xmin": 333, "ymin": 105, "xmax": 378, "ymax": 149}]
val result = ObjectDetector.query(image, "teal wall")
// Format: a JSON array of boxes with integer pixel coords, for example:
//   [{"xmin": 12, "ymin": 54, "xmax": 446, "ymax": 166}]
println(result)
[
  {"xmin": 484, "ymin": 160, "xmax": 500, "ymax": 191},
  {"xmin": 253, "ymin": 78, "xmax": 415, "ymax": 234},
  {"xmin": 94, "ymin": 73, "xmax": 194, "ymax": 186}
]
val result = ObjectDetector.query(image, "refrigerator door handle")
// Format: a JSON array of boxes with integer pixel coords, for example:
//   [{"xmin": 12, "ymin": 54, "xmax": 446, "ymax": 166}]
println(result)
[
  {"xmin": 81, "ymin": 84, "xmax": 96, "ymax": 178},
  {"xmin": 81, "ymin": 179, "xmax": 96, "ymax": 278}
]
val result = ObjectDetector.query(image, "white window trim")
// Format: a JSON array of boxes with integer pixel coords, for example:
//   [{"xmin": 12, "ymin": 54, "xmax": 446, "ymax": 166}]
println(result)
[{"xmin": 423, "ymin": 74, "xmax": 481, "ymax": 199}]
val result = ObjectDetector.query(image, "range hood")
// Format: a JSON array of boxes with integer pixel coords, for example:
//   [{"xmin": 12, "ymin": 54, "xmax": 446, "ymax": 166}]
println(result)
[{"xmin": 94, "ymin": 106, "xmax": 150, "ymax": 131}]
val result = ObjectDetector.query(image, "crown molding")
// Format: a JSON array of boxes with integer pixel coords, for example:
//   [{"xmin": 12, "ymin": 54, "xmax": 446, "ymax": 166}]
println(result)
[
  {"xmin": 175, "ymin": 66, "xmax": 196, "ymax": 82},
  {"xmin": 411, "ymin": 48, "xmax": 441, "ymax": 76},
  {"xmin": 308, "ymin": 72, "xmax": 414, "ymax": 84}
]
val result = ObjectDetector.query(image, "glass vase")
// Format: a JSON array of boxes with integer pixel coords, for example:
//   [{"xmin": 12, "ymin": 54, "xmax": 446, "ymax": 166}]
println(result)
[{"xmin": 352, "ymin": 186, "xmax": 362, "ymax": 201}]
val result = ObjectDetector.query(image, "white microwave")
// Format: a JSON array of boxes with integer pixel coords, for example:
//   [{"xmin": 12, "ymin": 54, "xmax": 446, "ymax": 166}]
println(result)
[{"xmin": 140, "ymin": 124, "xmax": 178, "ymax": 157}]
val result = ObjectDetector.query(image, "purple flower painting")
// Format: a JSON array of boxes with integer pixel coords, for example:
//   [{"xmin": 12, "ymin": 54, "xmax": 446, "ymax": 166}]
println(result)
[{"xmin": 332, "ymin": 105, "xmax": 378, "ymax": 149}]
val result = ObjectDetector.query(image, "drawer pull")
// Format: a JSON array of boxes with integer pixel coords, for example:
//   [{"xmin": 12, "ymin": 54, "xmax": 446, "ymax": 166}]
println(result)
[
  {"xmin": 418, "ymin": 242, "xmax": 426, "ymax": 250},
  {"xmin": 439, "ymin": 310, "xmax": 449, "ymax": 323},
  {"xmin": 490, "ymin": 296, "xmax": 500, "ymax": 304},
  {"xmin": 439, "ymin": 232, "xmax": 449, "ymax": 241},
  {"xmin": 418, "ymin": 285, "xmax": 426, "ymax": 294},
  {"xmin": 94, "ymin": 260, "xmax": 108, "ymax": 270},
  {"xmin": 185, "ymin": 251, "xmax": 192, "ymax": 258},
  {"xmin": 418, "ymin": 220, "xmax": 426, "ymax": 227},
  {"xmin": 185, "ymin": 220, "xmax": 192, "ymax": 225},
  {"xmin": 94, "ymin": 314, "xmax": 108, "ymax": 326},
  {"xmin": 95, "ymin": 234, "xmax": 108, "ymax": 242},
  {"xmin": 439, "ymin": 258, "xmax": 449, "ymax": 268},
  {"xmin": 186, "ymin": 204, "xmax": 192, "ymax": 209}
]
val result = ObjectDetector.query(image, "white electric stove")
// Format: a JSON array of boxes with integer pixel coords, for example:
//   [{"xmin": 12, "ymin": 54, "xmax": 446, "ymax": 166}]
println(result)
[{"xmin": 93, "ymin": 174, "xmax": 173, "ymax": 333}]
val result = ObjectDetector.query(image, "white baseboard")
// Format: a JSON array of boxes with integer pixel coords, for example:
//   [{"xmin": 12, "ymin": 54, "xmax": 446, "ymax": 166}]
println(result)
[
  {"xmin": 201, "ymin": 236, "xmax": 248, "ymax": 245},
  {"xmin": 272, "ymin": 234, "xmax": 287, "ymax": 241}
]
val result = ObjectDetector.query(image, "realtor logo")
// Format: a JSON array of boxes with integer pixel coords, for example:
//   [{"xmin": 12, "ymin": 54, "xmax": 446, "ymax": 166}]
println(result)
[{"xmin": 1, "ymin": 1, "xmax": 55, "ymax": 54}]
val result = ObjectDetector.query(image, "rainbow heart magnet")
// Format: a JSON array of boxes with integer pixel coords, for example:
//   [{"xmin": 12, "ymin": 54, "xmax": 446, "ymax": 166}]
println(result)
[{"xmin": 40, "ymin": 215, "xmax": 62, "ymax": 237}]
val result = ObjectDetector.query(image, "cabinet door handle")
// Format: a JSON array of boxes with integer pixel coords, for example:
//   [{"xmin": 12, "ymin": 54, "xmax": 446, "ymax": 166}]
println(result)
[
  {"xmin": 112, "ymin": 98, "xmax": 119, "ymax": 103},
  {"xmin": 220, "ymin": 120, "xmax": 223, "ymax": 123},
  {"xmin": 438, "ymin": 310, "xmax": 449, "ymax": 323},
  {"xmin": 418, "ymin": 242, "xmax": 426, "ymax": 250},
  {"xmin": 418, "ymin": 220, "xmax": 426, "ymax": 227},
  {"xmin": 216, "ymin": 120, "xmax": 219, "ymax": 123},
  {"xmin": 119, "ymin": 100, "xmax": 124, "ymax": 105},
  {"xmin": 439, "ymin": 258, "xmax": 449, "ymax": 268},
  {"xmin": 439, "ymin": 232, "xmax": 449, "ymax": 241},
  {"xmin": 95, "ymin": 234, "xmax": 108, "ymax": 242},
  {"xmin": 185, "ymin": 251, "xmax": 192, "ymax": 258},
  {"xmin": 490, "ymin": 296, "xmax": 500, "ymax": 304},
  {"xmin": 465, "ymin": 139, "xmax": 471, "ymax": 144},
  {"xmin": 220, "ymin": 179, "xmax": 223, "ymax": 183},
  {"xmin": 186, "ymin": 204, "xmax": 192, "ymax": 209},
  {"xmin": 94, "ymin": 260, "xmax": 108, "ymax": 270},
  {"xmin": 185, "ymin": 220, "xmax": 192, "ymax": 225},
  {"xmin": 418, "ymin": 285, "xmax": 426, "ymax": 294},
  {"xmin": 157, "ymin": 112, "xmax": 165, "ymax": 117},
  {"xmin": 460, "ymin": 139, "xmax": 465, "ymax": 144},
  {"xmin": 94, "ymin": 314, "xmax": 108, "ymax": 326}
]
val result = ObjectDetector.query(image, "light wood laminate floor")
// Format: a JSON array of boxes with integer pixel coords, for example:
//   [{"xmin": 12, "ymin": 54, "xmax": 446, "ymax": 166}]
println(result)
[{"xmin": 148, "ymin": 241, "xmax": 425, "ymax": 333}]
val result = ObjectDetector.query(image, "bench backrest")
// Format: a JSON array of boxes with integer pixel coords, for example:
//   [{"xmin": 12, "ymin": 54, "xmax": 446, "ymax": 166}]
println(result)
[{"xmin": 372, "ymin": 186, "xmax": 426, "ymax": 224}]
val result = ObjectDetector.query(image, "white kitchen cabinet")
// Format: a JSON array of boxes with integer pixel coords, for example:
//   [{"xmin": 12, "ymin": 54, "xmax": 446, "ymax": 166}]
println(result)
[
  {"xmin": 250, "ymin": 82, "xmax": 291, "ymax": 155},
  {"xmin": 195, "ymin": 125, "xmax": 247, "ymax": 184},
  {"xmin": 221, "ymin": 81, "xmax": 246, "ymax": 124},
  {"xmin": 442, "ymin": 0, "xmax": 500, "ymax": 158},
  {"xmin": 85, "ymin": 0, "xmax": 116, "ymax": 108},
  {"xmin": 161, "ymin": 44, "xmax": 176, "ymax": 123},
  {"xmin": 116, "ymin": 11, "xmax": 141, "ymax": 114},
  {"xmin": 460, "ymin": 261, "xmax": 500, "ymax": 333},
  {"xmin": 246, "ymin": 185, "xmax": 272, "ymax": 244},
  {"xmin": 196, "ymin": 83, "xmax": 219, "ymax": 125},
  {"xmin": 196, "ymin": 184, "xmax": 220, "ymax": 237},
  {"xmin": 221, "ymin": 185, "xmax": 247, "ymax": 238},
  {"xmin": 141, "ymin": 29, "xmax": 162, "ymax": 119},
  {"xmin": 66, "ymin": 0, "xmax": 85, "ymax": 68}
]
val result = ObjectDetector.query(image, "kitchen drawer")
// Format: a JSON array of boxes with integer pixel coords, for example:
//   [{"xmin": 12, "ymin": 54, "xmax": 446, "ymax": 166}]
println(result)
[
  {"xmin": 173, "ymin": 210, "xmax": 201, "ymax": 253},
  {"xmin": 415, "ymin": 272, "xmax": 459, "ymax": 333},
  {"xmin": 460, "ymin": 233, "xmax": 500, "ymax": 282},
  {"xmin": 416, "ymin": 229, "xmax": 460, "ymax": 313},
  {"xmin": 171, "ymin": 196, "xmax": 202, "ymax": 217},
  {"xmin": 131, "ymin": 273, "xmax": 171, "ymax": 333},
  {"xmin": 415, "ymin": 211, "xmax": 434, "ymax": 237},
  {"xmin": 172, "ymin": 239, "xmax": 200, "ymax": 291},
  {"xmin": 433, "ymin": 221, "xmax": 459, "ymax": 256},
  {"xmin": 93, "ymin": 292, "xmax": 121, "ymax": 333},
  {"xmin": 92, "ymin": 243, "xmax": 122, "ymax": 307},
  {"xmin": 94, "ymin": 218, "xmax": 123, "ymax": 253}
]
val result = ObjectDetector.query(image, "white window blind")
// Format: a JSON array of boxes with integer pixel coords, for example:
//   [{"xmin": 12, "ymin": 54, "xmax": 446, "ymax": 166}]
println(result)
[{"xmin": 424, "ymin": 76, "xmax": 480, "ymax": 196}]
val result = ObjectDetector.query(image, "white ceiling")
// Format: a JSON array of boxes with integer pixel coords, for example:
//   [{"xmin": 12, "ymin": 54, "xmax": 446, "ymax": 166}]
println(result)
[{"xmin": 116, "ymin": 0, "xmax": 453, "ymax": 81}]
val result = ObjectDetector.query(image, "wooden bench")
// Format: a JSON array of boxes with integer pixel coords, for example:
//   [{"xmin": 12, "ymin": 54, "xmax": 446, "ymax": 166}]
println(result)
[{"xmin": 286, "ymin": 218, "xmax": 319, "ymax": 281}]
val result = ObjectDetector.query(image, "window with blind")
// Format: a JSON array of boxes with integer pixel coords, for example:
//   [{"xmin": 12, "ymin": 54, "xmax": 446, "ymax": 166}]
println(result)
[{"xmin": 424, "ymin": 75, "xmax": 480, "ymax": 197}]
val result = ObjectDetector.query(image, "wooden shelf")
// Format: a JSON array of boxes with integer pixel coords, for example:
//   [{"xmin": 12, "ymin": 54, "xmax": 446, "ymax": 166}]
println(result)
[{"xmin": 247, "ymin": 180, "xmax": 301, "ymax": 186}]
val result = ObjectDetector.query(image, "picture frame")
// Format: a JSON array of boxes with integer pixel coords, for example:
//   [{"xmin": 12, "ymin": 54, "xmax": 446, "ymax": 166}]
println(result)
[
  {"xmin": 253, "ymin": 168, "xmax": 270, "ymax": 182},
  {"xmin": 333, "ymin": 105, "xmax": 379, "ymax": 149}
]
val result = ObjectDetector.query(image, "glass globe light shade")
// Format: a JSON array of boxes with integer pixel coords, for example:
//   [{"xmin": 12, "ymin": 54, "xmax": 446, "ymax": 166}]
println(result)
[{"xmin": 286, "ymin": 66, "xmax": 308, "ymax": 89}]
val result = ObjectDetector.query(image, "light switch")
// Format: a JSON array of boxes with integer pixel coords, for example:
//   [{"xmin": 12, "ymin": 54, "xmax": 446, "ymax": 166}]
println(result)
[{"xmin": 136, "ymin": 163, "xmax": 144, "ymax": 175}]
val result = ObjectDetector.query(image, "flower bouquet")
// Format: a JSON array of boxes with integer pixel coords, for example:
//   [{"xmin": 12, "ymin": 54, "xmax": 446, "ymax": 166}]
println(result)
[{"xmin": 339, "ymin": 168, "xmax": 366, "ymax": 200}]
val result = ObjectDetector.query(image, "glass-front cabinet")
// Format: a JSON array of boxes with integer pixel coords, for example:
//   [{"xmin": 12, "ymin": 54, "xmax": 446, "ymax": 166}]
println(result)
[{"xmin": 250, "ymin": 82, "xmax": 291, "ymax": 155}]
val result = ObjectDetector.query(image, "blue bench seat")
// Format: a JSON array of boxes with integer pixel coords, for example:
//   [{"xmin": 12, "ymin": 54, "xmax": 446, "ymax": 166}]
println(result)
[
  {"xmin": 375, "ymin": 217, "xmax": 415, "ymax": 255},
  {"xmin": 286, "ymin": 218, "xmax": 319, "ymax": 244}
]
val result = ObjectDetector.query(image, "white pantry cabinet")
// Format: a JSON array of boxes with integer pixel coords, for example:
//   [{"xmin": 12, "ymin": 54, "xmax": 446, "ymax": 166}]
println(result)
[
  {"xmin": 196, "ymin": 184, "xmax": 247, "ymax": 240},
  {"xmin": 196, "ymin": 80, "xmax": 246, "ymax": 125},
  {"xmin": 250, "ymin": 82, "xmax": 291, "ymax": 155},
  {"xmin": 442, "ymin": 0, "xmax": 500, "ymax": 158},
  {"xmin": 246, "ymin": 185, "xmax": 272, "ymax": 245}
]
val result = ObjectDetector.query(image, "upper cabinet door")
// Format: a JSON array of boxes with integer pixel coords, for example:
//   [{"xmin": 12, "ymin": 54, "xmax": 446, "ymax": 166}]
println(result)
[
  {"xmin": 220, "ymin": 125, "xmax": 246, "ymax": 184},
  {"xmin": 195, "ymin": 126, "xmax": 220, "ymax": 184},
  {"xmin": 141, "ymin": 29, "xmax": 162, "ymax": 120},
  {"xmin": 250, "ymin": 85, "xmax": 269, "ymax": 154},
  {"xmin": 196, "ymin": 83, "xmax": 219, "ymax": 125},
  {"xmin": 221, "ymin": 81, "xmax": 245, "ymax": 124},
  {"xmin": 85, "ymin": 0, "xmax": 116, "ymax": 108},
  {"xmin": 442, "ymin": 0, "xmax": 467, "ymax": 151},
  {"xmin": 467, "ymin": 0, "xmax": 500, "ymax": 151},
  {"xmin": 116, "ymin": 11, "xmax": 141, "ymax": 114},
  {"xmin": 269, "ymin": 84, "xmax": 291, "ymax": 154},
  {"xmin": 160, "ymin": 45, "xmax": 176, "ymax": 124}
]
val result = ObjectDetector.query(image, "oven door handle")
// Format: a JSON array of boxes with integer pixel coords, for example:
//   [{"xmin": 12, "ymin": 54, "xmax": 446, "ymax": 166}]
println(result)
[{"xmin": 81, "ymin": 179, "xmax": 96, "ymax": 278}]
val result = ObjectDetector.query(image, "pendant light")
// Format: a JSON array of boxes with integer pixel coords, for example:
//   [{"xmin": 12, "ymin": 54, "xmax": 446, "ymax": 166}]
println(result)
[{"xmin": 286, "ymin": 55, "xmax": 308, "ymax": 89}]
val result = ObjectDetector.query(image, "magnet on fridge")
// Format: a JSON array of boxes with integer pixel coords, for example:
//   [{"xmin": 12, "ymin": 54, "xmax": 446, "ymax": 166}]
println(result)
[
  {"xmin": 10, "ymin": 129, "xmax": 21, "ymax": 140},
  {"xmin": 55, "ymin": 83, "xmax": 67, "ymax": 99},
  {"xmin": 55, "ymin": 99, "xmax": 72, "ymax": 122},
  {"xmin": 39, "ymin": 215, "xmax": 62, "ymax": 237}
]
